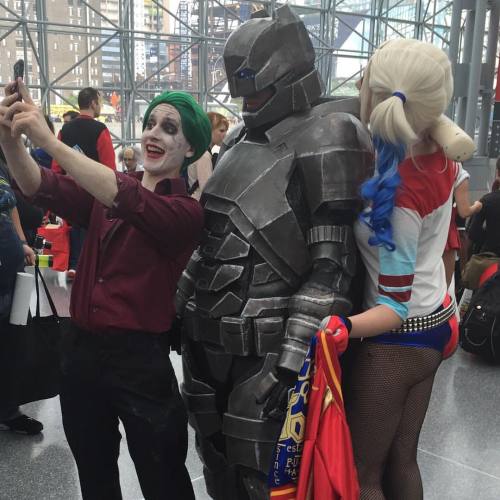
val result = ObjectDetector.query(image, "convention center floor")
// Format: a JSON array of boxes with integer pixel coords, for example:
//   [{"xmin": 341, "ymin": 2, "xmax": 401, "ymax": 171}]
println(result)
[{"xmin": 1, "ymin": 270, "xmax": 500, "ymax": 500}]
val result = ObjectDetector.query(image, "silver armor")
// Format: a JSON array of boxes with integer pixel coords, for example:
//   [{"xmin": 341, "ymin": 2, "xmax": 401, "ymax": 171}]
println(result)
[{"xmin": 177, "ymin": 6, "xmax": 373, "ymax": 499}]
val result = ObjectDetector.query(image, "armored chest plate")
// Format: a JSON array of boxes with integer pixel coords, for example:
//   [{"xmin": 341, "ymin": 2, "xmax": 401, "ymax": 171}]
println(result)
[{"xmin": 203, "ymin": 140, "xmax": 310, "ymax": 284}]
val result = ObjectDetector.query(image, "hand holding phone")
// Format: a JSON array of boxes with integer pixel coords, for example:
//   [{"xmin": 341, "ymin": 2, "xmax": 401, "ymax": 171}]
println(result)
[{"xmin": 13, "ymin": 59, "xmax": 24, "ymax": 101}]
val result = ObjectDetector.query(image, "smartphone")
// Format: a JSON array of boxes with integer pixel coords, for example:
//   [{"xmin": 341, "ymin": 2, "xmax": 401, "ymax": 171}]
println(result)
[{"xmin": 13, "ymin": 59, "xmax": 24, "ymax": 100}]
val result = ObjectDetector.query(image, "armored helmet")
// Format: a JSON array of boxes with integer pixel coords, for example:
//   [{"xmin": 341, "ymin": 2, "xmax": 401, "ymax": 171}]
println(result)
[{"xmin": 223, "ymin": 5, "xmax": 323, "ymax": 129}]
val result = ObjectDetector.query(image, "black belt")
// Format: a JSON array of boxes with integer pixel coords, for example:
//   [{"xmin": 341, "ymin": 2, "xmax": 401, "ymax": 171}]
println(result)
[{"xmin": 390, "ymin": 300, "xmax": 456, "ymax": 334}]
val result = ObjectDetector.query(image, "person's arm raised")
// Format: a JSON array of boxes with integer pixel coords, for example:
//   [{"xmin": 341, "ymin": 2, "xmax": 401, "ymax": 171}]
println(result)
[{"xmin": 2, "ymin": 81, "xmax": 118, "ymax": 207}]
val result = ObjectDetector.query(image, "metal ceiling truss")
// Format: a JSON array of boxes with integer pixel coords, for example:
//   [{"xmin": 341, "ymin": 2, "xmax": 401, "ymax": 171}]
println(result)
[{"xmin": 0, "ymin": 0, "xmax": 485, "ymax": 151}]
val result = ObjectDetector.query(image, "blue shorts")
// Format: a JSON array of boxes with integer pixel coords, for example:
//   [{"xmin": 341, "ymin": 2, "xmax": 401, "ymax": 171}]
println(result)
[
  {"xmin": 367, "ymin": 302, "xmax": 457, "ymax": 355},
  {"xmin": 367, "ymin": 321, "xmax": 453, "ymax": 353}
]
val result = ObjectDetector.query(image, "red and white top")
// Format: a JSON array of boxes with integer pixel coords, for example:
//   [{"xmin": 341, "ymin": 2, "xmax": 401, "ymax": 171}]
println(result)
[{"xmin": 354, "ymin": 150, "xmax": 467, "ymax": 320}]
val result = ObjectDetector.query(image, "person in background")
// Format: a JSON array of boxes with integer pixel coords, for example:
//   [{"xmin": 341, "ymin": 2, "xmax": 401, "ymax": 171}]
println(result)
[
  {"xmin": 31, "ymin": 115, "xmax": 55, "ymax": 170},
  {"xmin": 0, "ymin": 146, "xmax": 44, "ymax": 246},
  {"xmin": 28, "ymin": 118, "xmax": 57, "ymax": 231},
  {"xmin": 52, "ymin": 88, "xmax": 116, "ymax": 173},
  {"xmin": 187, "ymin": 111, "xmax": 229, "ymax": 199},
  {"xmin": 442, "ymin": 170, "xmax": 482, "ymax": 288},
  {"xmin": 52, "ymin": 87, "xmax": 116, "ymax": 280},
  {"xmin": 12, "ymin": 187, "xmax": 44, "ymax": 248},
  {"xmin": 118, "ymin": 145, "xmax": 143, "ymax": 174},
  {"xmin": 491, "ymin": 157, "xmax": 500, "ymax": 192},
  {"xmin": 207, "ymin": 111, "xmax": 229, "ymax": 166},
  {"xmin": 62, "ymin": 110, "xmax": 80, "ymax": 124},
  {"xmin": 1, "ymin": 81, "xmax": 210, "ymax": 500},
  {"xmin": 468, "ymin": 178, "xmax": 500, "ymax": 257},
  {"xmin": 0, "ymin": 153, "xmax": 40, "ymax": 435}
]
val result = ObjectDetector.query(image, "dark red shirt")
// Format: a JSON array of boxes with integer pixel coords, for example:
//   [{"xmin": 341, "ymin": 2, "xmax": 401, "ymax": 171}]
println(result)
[{"xmin": 33, "ymin": 168, "xmax": 203, "ymax": 334}]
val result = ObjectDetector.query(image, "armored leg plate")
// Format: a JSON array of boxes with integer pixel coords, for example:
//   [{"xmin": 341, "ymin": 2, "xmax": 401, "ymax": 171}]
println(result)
[
  {"xmin": 223, "ymin": 353, "xmax": 282, "ymax": 475},
  {"xmin": 181, "ymin": 341, "xmax": 225, "ymax": 437}
]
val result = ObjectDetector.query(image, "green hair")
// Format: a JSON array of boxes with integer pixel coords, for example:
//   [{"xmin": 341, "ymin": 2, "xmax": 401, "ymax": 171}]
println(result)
[{"xmin": 142, "ymin": 91, "xmax": 211, "ymax": 173}]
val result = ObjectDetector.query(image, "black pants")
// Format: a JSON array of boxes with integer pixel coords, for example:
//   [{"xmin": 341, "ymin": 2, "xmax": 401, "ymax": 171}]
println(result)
[
  {"xmin": 60, "ymin": 324, "xmax": 194, "ymax": 500},
  {"xmin": 69, "ymin": 226, "xmax": 86, "ymax": 270}
]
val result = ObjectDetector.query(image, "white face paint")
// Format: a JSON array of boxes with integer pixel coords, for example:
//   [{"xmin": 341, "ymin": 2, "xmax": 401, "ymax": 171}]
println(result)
[{"xmin": 141, "ymin": 103, "xmax": 194, "ymax": 178}]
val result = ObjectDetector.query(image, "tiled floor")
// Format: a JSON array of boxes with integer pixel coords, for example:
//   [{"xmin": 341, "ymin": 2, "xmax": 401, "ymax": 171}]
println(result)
[{"xmin": 1, "ymin": 270, "xmax": 500, "ymax": 499}]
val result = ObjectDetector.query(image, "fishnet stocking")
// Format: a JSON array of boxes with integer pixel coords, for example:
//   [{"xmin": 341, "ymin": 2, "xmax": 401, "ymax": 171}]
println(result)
[{"xmin": 345, "ymin": 342, "xmax": 442, "ymax": 500}]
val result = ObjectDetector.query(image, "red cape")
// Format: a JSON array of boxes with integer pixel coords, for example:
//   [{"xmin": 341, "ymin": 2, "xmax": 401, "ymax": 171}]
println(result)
[{"xmin": 296, "ymin": 326, "xmax": 359, "ymax": 500}]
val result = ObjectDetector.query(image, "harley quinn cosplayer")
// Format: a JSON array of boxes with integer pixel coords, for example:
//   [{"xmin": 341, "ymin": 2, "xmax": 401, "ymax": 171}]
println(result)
[{"xmin": 325, "ymin": 39, "xmax": 474, "ymax": 500}]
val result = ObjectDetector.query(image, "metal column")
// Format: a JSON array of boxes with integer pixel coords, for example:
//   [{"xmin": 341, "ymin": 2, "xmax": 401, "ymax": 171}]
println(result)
[
  {"xmin": 489, "ymin": 49, "xmax": 500, "ymax": 159},
  {"xmin": 198, "ymin": 0, "xmax": 208, "ymax": 107},
  {"xmin": 478, "ymin": 1, "xmax": 499, "ymax": 156},
  {"xmin": 447, "ymin": 0, "xmax": 463, "ymax": 118},
  {"xmin": 464, "ymin": 0, "xmax": 487, "ymax": 138},
  {"xmin": 456, "ymin": 8, "xmax": 476, "ymax": 129},
  {"xmin": 459, "ymin": 0, "xmax": 497, "ymax": 197},
  {"xmin": 123, "ymin": 0, "xmax": 135, "ymax": 144},
  {"xmin": 35, "ymin": 0, "xmax": 50, "ymax": 112}
]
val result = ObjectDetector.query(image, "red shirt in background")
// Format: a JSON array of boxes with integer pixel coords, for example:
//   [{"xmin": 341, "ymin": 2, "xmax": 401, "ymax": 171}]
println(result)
[
  {"xmin": 32, "ymin": 168, "xmax": 203, "ymax": 334},
  {"xmin": 52, "ymin": 115, "xmax": 116, "ymax": 173}
]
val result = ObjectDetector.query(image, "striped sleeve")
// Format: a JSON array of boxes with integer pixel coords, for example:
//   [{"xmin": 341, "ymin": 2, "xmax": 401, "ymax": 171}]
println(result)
[{"xmin": 376, "ymin": 206, "xmax": 422, "ymax": 320}]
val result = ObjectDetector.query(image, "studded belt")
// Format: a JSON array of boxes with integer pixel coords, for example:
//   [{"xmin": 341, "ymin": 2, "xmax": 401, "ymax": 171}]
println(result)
[{"xmin": 390, "ymin": 300, "xmax": 456, "ymax": 334}]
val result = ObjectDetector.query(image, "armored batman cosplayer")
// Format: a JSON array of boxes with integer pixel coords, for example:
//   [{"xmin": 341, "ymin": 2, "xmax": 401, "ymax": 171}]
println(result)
[{"xmin": 176, "ymin": 6, "xmax": 373, "ymax": 499}]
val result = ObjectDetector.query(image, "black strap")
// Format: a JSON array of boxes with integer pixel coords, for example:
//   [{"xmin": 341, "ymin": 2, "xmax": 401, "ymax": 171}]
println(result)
[
  {"xmin": 187, "ymin": 180, "xmax": 199, "ymax": 196},
  {"xmin": 35, "ymin": 264, "xmax": 59, "ymax": 319}
]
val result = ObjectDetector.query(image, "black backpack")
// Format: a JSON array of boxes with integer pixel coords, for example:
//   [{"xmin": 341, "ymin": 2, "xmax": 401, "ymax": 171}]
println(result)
[{"xmin": 460, "ymin": 270, "xmax": 500, "ymax": 363}]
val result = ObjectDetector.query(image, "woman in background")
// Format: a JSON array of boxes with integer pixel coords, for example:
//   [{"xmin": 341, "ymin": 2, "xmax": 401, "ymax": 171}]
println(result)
[{"xmin": 0, "ymin": 153, "xmax": 40, "ymax": 435}]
